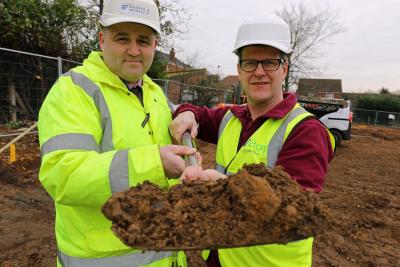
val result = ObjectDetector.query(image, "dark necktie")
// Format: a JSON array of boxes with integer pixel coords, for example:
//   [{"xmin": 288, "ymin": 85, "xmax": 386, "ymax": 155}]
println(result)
[{"xmin": 129, "ymin": 85, "xmax": 143, "ymax": 106}]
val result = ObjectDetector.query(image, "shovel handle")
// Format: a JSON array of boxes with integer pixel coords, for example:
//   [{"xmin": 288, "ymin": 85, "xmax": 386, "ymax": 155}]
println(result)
[{"xmin": 181, "ymin": 132, "xmax": 198, "ymax": 167}]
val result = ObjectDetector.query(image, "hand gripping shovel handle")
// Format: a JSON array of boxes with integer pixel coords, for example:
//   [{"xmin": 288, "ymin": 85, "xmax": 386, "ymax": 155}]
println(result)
[{"xmin": 181, "ymin": 131, "xmax": 198, "ymax": 167}]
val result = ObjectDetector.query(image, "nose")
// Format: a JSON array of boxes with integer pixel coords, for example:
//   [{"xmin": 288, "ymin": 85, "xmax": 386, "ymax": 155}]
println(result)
[
  {"xmin": 253, "ymin": 62, "xmax": 265, "ymax": 77},
  {"xmin": 126, "ymin": 43, "xmax": 140, "ymax": 57}
]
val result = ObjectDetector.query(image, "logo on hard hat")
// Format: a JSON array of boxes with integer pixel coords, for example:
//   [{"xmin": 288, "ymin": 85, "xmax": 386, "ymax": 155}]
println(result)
[{"xmin": 120, "ymin": 3, "xmax": 150, "ymax": 16}]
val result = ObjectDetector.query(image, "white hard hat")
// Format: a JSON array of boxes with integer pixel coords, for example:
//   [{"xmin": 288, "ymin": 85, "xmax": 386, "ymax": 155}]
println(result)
[
  {"xmin": 100, "ymin": 0, "xmax": 161, "ymax": 35},
  {"xmin": 233, "ymin": 13, "xmax": 292, "ymax": 54}
]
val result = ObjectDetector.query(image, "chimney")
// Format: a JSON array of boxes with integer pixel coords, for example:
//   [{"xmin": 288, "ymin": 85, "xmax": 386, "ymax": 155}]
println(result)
[{"xmin": 169, "ymin": 48, "xmax": 176, "ymax": 62}]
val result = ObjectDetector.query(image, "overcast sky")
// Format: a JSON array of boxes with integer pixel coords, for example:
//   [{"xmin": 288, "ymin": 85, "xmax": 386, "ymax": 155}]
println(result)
[{"xmin": 173, "ymin": 0, "xmax": 400, "ymax": 93}]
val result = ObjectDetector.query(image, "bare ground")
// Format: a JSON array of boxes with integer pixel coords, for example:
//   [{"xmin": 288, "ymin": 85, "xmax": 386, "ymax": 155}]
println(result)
[{"xmin": 0, "ymin": 123, "xmax": 399, "ymax": 266}]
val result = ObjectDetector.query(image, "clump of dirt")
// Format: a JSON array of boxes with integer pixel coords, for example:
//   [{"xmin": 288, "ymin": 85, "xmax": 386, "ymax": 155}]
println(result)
[
  {"xmin": 0, "ymin": 159, "xmax": 41, "ymax": 187},
  {"xmin": 102, "ymin": 163, "xmax": 327, "ymax": 251}
]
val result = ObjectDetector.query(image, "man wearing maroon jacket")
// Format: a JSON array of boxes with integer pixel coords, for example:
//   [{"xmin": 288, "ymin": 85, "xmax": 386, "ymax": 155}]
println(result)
[{"xmin": 170, "ymin": 12, "xmax": 335, "ymax": 267}]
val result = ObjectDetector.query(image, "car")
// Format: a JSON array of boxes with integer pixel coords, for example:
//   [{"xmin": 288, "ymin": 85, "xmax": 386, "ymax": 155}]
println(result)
[{"xmin": 297, "ymin": 96, "xmax": 352, "ymax": 146}]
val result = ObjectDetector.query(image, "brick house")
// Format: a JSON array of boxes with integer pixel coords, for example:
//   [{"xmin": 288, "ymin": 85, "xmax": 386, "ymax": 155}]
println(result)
[
  {"xmin": 157, "ymin": 48, "xmax": 228, "ymax": 105},
  {"xmin": 158, "ymin": 48, "xmax": 187, "ymax": 73},
  {"xmin": 158, "ymin": 48, "xmax": 208, "ymax": 84},
  {"xmin": 217, "ymin": 75, "xmax": 239, "ymax": 89},
  {"xmin": 215, "ymin": 75, "xmax": 242, "ymax": 104},
  {"xmin": 297, "ymin": 78, "xmax": 343, "ymax": 99}
]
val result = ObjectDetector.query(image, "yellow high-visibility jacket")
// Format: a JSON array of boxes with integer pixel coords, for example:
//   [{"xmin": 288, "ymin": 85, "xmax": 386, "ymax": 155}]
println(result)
[
  {"xmin": 38, "ymin": 51, "xmax": 184, "ymax": 267},
  {"xmin": 215, "ymin": 105, "xmax": 335, "ymax": 267}
]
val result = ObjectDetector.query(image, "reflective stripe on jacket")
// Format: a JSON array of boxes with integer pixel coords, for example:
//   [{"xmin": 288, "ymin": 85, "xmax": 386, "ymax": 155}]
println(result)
[
  {"xmin": 215, "ymin": 104, "xmax": 331, "ymax": 267},
  {"xmin": 38, "ymin": 51, "xmax": 182, "ymax": 266}
]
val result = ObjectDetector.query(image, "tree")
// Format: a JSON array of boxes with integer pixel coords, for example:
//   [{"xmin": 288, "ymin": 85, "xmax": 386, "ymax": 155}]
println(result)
[
  {"xmin": 154, "ymin": 0, "xmax": 190, "ymax": 48},
  {"xmin": 275, "ymin": 3, "xmax": 345, "ymax": 91},
  {"xmin": 147, "ymin": 51, "xmax": 168, "ymax": 79},
  {"xmin": 193, "ymin": 79, "xmax": 222, "ymax": 107},
  {"xmin": 357, "ymin": 94, "xmax": 400, "ymax": 113},
  {"xmin": 0, "ymin": 0, "xmax": 97, "ymax": 60},
  {"xmin": 0, "ymin": 0, "xmax": 98, "ymax": 121},
  {"xmin": 379, "ymin": 87, "xmax": 390, "ymax": 95},
  {"xmin": 0, "ymin": 0, "xmax": 189, "ymax": 58}
]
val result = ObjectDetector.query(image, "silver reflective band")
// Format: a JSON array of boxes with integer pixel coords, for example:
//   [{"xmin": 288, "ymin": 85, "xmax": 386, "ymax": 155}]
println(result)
[
  {"xmin": 215, "ymin": 163, "xmax": 225, "ymax": 174},
  {"xmin": 167, "ymin": 99, "xmax": 175, "ymax": 112},
  {"xmin": 215, "ymin": 163, "xmax": 234, "ymax": 176},
  {"xmin": 41, "ymin": 133, "xmax": 100, "ymax": 156},
  {"xmin": 63, "ymin": 71, "xmax": 130, "ymax": 192},
  {"xmin": 217, "ymin": 106, "xmax": 311, "ymax": 170},
  {"xmin": 63, "ymin": 71, "xmax": 114, "ymax": 152},
  {"xmin": 109, "ymin": 150, "xmax": 129, "ymax": 193},
  {"xmin": 218, "ymin": 111, "xmax": 234, "ymax": 139},
  {"xmin": 57, "ymin": 248, "xmax": 173, "ymax": 267},
  {"xmin": 267, "ymin": 107, "xmax": 310, "ymax": 167}
]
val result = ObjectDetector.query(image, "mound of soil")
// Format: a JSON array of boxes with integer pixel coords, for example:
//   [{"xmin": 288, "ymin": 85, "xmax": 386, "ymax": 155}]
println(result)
[
  {"xmin": 102, "ymin": 163, "xmax": 327, "ymax": 251},
  {"xmin": 352, "ymin": 124, "xmax": 400, "ymax": 141}
]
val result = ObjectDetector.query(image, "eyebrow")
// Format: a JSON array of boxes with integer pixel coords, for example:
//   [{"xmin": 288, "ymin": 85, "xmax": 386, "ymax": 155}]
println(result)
[
  {"xmin": 138, "ymin": 35, "xmax": 152, "ymax": 41},
  {"xmin": 114, "ymin": 32, "xmax": 153, "ymax": 41},
  {"xmin": 114, "ymin": 32, "xmax": 129, "ymax": 38}
]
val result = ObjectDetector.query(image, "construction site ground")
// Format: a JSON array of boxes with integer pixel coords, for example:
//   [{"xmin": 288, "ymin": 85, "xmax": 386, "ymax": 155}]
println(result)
[{"xmin": 0, "ymin": 123, "xmax": 399, "ymax": 266}]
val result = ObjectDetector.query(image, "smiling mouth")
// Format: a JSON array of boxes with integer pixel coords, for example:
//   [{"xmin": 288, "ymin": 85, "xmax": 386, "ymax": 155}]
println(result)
[{"xmin": 251, "ymin": 81, "xmax": 270, "ymax": 85}]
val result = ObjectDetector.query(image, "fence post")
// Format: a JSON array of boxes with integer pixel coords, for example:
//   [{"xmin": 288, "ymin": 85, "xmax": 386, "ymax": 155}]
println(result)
[
  {"xmin": 9, "ymin": 83, "xmax": 17, "ymax": 122},
  {"xmin": 57, "ymin": 56, "xmax": 63, "ymax": 76},
  {"xmin": 164, "ymin": 80, "xmax": 169, "ymax": 95},
  {"xmin": 374, "ymin": 111, "xmax": 378, "ymax": 125},
  {"xmin": 223, "ymin": 91, "xmax": 228, "ymax": 103}
]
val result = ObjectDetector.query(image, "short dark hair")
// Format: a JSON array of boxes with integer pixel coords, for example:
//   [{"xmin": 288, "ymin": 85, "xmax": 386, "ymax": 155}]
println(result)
[
  {"xmin": 99, "ymin": 23, "xmax": 159, "ymax": 38},
  {"xmin": 236, "ymin": 46, "xmax": 288, "ymax": 62}
]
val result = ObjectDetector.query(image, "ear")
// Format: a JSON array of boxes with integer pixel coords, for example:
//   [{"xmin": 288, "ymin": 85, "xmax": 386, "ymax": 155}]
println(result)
[
  {"xmin": 154, "ymin": 38, "xmax": 158, "ymax": 49},
  {"xmin": 98, "ymin": 31, "xmax": 105, "ymax": 50},
  {"xmin": 282, "ymin": 60, "xmax": 288, "ymax": 79},
  {"xmin": 237, "ymin": 63, "xmax": 241, "ymax": 75}
]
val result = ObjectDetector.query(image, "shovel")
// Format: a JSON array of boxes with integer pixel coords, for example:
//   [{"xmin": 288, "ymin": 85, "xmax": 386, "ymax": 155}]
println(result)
[{"xmin": 181, "ymin": 131, "xmax": 198, "ymax": 167}]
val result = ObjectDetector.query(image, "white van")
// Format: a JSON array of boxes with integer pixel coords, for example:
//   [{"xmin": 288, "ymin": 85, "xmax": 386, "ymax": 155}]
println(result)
[{"xmin": 297, "ymin": 97, "xmax": 352, "ymax": 146}]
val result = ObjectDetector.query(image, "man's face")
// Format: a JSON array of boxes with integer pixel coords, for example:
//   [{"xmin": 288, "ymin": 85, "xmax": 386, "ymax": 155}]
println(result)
[
  {"xmin": 237, "ymin": 45, "xmax": 288, "ymax": 107},
  {"xmin": 99, "ymin": 22, "xmax": 157, "ymax": 82}
]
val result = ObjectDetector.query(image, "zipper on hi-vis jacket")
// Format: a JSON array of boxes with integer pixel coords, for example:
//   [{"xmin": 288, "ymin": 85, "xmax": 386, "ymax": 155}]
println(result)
[
  {"xmin": 141, "ymin": 113, "xmax": 150, "ymax": 127},
  {"xmin": 171, "ymin": 251, "xmax": 179, "ymax": 267}
]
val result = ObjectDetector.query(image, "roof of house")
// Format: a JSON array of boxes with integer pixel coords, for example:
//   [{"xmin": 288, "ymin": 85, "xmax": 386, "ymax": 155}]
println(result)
[
  {"xmin": 157, "ymin": 50, "xmax": 187, "ymax": 68},
  {"xmin": 217, "ymin": 75, "xmax": 239, "ymax": 88},
  {"xmin": 298, "ymin": 78, "xmax": 342, "ymax": 93},
  {"xmin": 165, "ymin": 68, "xmax": 207, "ymax": 79}
]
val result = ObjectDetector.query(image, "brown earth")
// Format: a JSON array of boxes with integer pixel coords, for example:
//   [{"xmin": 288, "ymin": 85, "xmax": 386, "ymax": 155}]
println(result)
[
  {"xmin": 102, "ymin": 164, "xmax": 325, "ymax": 251},
  {"xmin": 0, "ymin": 123, "xmax": 399, "ymax": 266}
]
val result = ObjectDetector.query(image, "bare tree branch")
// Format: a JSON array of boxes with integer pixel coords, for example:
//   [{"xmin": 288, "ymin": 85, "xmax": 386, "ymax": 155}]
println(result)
[
  {"xmin": 276, "ymin": 3, "xmax": 345, "ymax": 91},
  {"xmin": 148, "ymin": 0, "xmax": 193, "ymax": 48}
]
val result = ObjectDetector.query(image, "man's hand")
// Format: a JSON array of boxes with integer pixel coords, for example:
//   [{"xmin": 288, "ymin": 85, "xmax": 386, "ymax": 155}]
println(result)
[
  {"xmin": 169, "ymin": 111, "xmax": 198, "ymax": 144},
  {"xmin": 180, "ymin": 166, "xmax": 227, "ymax": 182},
  {"xmin": 159, "ymin": 145, "xmax": 201, "ymax": 178}
]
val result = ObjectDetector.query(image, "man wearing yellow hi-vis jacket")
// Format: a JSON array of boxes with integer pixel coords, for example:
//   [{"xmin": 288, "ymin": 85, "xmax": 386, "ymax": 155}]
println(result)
[
  {"xmin": 38, "ymin": 0, "xmax": 197, "ymax": 266},
  {"xmin": 170, "ymin": 13, "xmax": 335, "ymax": 267}
]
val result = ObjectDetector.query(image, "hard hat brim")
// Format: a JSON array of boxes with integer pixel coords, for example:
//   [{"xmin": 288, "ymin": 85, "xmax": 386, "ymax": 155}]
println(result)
[
  {"xmin": 100, "ymin": 15, "xmax": 161, "ymax": 36},
  {"xmin": 233, "ymin": 40, "xmax": 292, "ymax": 54}
]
